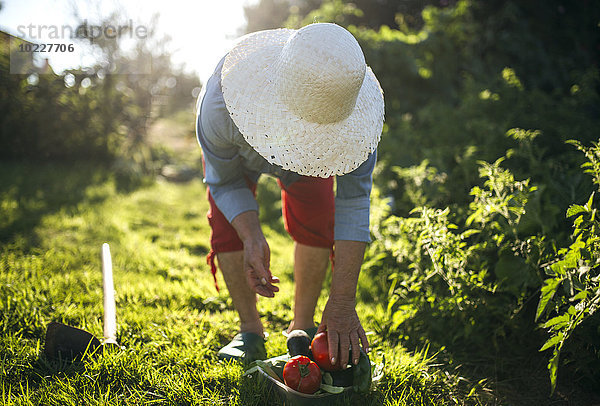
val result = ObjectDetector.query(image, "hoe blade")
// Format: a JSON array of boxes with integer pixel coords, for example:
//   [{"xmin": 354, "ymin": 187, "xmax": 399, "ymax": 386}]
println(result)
[{"xmin": 44, "ymin": 321, "xmax": 101, "ymax": 360}]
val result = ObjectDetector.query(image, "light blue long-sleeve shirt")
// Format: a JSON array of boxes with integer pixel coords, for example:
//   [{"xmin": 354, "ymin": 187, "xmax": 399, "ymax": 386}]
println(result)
[{"xmin": 196, "ymin": 57, "xmax": 375, "ymax": 242}]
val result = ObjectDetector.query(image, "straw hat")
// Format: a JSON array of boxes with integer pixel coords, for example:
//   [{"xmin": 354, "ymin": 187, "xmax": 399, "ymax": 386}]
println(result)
[{"xmin": 221, "ymin": 23, "xmax": 384, "ymax": 178}]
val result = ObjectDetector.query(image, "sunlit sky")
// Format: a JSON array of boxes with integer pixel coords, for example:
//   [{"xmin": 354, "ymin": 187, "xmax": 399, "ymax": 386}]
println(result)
[{"xmin": 0, "ymin": 0, "xmax": 257, "ymax": 83}]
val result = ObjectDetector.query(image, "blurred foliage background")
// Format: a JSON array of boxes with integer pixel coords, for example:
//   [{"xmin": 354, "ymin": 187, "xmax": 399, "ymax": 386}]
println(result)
[
  {"xmin": 2, "ymin": 0, "xmax": 600, "ymax": 401},
  {"xmin": 0, "ymin": 7, "xmax": 201, "ymax": 189}
]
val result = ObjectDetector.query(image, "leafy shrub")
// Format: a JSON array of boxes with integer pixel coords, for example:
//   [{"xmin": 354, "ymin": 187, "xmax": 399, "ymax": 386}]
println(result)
[
  {"xmin": 536, "ymin": 140, "xmax": 600, "ymax": 393},
  {"xmin": 368, "ymin": 139, "xmax": 600, "ymax": 393},
  {"xmin": 372, "ymin": 151, "xmax": 544, "ymax": 348}
]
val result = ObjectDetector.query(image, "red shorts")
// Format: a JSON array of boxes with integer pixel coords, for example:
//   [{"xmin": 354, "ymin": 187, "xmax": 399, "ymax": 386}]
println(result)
[{"xmin": 205, "ymin": 176, "xmax": 335, "ymax": 290}]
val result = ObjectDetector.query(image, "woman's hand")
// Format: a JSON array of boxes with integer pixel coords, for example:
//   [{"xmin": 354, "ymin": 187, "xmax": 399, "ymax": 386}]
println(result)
[
  {"xmin": 318, "ymin": 297, "xmax": 369, "ymax": 368},
  {"xmin": 232, "ymin": 210, "xmax": 279, "ymax": 297},
  {"xmin": 243, "ymin": 236, "xmax": 279, "ymax": 297},
  {"xmin": 318, "ymin": 240, "xmax": 369, "ymax": 367}
]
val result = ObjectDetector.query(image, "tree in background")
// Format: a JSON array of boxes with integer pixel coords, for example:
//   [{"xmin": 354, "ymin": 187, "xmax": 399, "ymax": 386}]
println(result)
[
  {"xmin": 243, "ymin": 0, "xmax": 453, "ymax": 33},
  {"xmin": 0, "ymin": 6, "xmax": 200, "ymax": 171}
]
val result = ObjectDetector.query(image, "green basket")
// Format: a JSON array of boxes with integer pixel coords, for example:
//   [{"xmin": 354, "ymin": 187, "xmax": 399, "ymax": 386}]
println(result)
[
  {"xmin": 244, "ymin": 352, "xmax": 376, "ymax": 406},
  {"xmin": 254, "ymin": 366, "xmax": 353, "ymax": 405}
]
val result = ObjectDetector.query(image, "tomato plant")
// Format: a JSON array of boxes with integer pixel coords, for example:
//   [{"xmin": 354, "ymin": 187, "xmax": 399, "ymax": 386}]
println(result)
[
  {"xmin": 283, "ymin": 355, "xmax": 322, "ymax": 394},
  {"xmin": 310, "ymin": 332, "xmax": 342, "ymax": 371}
]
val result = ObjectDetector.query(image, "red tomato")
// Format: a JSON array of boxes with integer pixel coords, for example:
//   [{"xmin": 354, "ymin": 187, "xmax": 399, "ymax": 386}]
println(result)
[
  {"xmin": 283, "ymin": 355, "xmax": 322, "ymax": 394},
  {"xmin": 310, "ymin": 331, "xmax": 342, "ymax": 371}
]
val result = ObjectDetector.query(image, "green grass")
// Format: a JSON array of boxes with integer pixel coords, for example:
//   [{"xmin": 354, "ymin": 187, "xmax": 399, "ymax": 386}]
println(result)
[{"xmin": 0, "ymin": 161, "xmax": 489, "ymax": 405}]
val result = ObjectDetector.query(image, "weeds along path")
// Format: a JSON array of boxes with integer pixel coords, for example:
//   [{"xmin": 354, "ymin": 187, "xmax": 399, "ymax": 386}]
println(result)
[{"xmin": 0, "ymin": 162, "xmax": 488, "ymax": 405}]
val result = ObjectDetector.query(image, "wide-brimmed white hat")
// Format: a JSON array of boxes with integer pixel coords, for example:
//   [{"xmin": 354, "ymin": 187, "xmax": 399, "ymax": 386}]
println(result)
[{"xmin": 221, "ymin": 23, "xmax": 384, "ymax": 178}]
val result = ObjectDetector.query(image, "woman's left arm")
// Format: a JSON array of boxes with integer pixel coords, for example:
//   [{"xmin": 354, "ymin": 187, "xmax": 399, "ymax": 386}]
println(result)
[{"xmin": 317, "ymin": 240, "xmax": 369, "ymax": 368}]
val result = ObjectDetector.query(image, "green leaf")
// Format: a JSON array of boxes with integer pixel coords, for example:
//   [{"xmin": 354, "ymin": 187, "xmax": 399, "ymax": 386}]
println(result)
[
  {"xmin": 465, "ymin": 212, "xmax": 479, "ymax": 227},
  {"xmin": 549, "ymin": 261, "xmax": 567, "ymax": 277},
  {"xmin": 244, "ymin": 366, "xmax": 260, "ymax": 376},
  {"xmin": 541, "ymin": 314, "xmax": 569, "ymax": 329},
  {"xmin": 566, "ymin": 204, "xmax": 586, "ymax": 217},
  {"xmin": 461, "ymin": 229, "xmax": 481, "ymax": 238},
  {"xmin": 540, "ymin": 333, "xmax": 563, "ymax": 352},
  {"xmin": 574, "ymin": 216, "xmax": 585, "ymax": 232},
  {"xmin": 548, "ymin": 350, "xmax": 560, "ymax": 395},
  {"xmin": 319, "ymin": 383, "xmax": 345, "ymax": 394},
  {"xmin": 245, "ymin": 359, "xmax": 285, "ymax": 382},
  {"xmin": 386, "ymin": 294, "xmax": 399, "ymax": 315},
  {"xmin": 535, "ymin": 278, "xmax": 561, "ymax": 321},
  {"xmin": 585, "ymin": 192, "xmax": 595, "ymax": 211},
  {"xmin": 570, "ymin": 291, "xmax": 589, "ymax": 302}
]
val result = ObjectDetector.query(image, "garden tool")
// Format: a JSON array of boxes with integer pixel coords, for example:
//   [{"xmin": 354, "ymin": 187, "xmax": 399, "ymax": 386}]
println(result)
[{"xmin": 44, "ymin": 243, "xmax": 118, "ymax": 359}]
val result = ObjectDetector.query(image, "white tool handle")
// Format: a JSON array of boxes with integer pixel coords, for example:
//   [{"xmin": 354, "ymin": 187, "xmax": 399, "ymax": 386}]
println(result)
[{"xmin": 102, "ymin": 243, "xmax": 118, "ymax": 344}]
